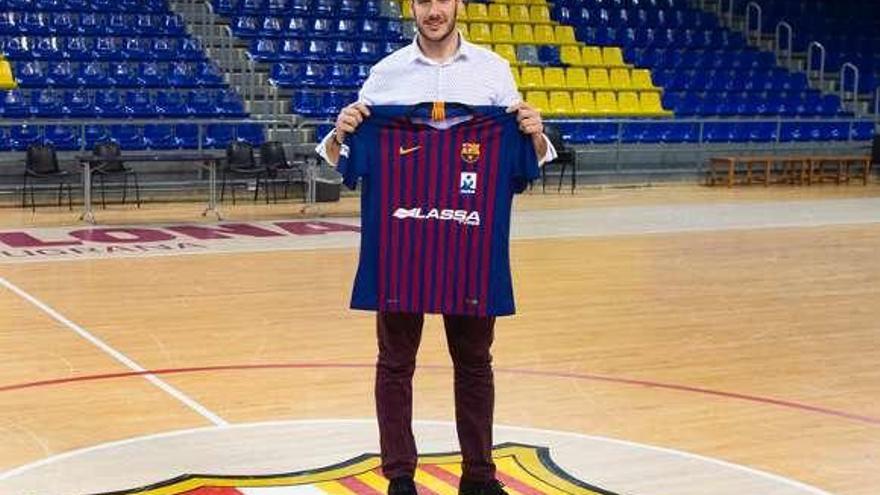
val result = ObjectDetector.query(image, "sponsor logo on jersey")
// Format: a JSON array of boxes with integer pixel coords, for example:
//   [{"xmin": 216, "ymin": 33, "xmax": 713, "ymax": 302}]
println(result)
[
  {"xmin": 460, "ymin": 172, "xmax": 477, "ymax": 194},
  {"xmin": 393, "ymin": 207, "xmax": 481, "ymax": 226},
  {"xmin": 398, "ymin": 145, "xmax": 421, "ymax": 156}
]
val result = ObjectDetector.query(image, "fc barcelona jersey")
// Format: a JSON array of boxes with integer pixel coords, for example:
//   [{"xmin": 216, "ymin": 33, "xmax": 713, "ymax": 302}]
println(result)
[{"xmin": 337, "ymin": 104, "xmax": 539, "ymax": 317}]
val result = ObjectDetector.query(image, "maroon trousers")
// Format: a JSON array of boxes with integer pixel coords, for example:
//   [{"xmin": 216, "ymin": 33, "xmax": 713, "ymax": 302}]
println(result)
[{"xmin": 376, "ymin": 311, "xmax": 496, "ymax": 482}]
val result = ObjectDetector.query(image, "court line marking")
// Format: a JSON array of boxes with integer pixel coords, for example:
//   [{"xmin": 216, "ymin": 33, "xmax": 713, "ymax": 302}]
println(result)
[
  {"xmin": 1, "ymin": 362, "xmax": 877, "ymax": 426},
  {"xmin": 0, "ymin": 419, "xmax": 833, "ymax": 495},
  {"xmin": 0, "ymin": 276, "xmax": 228, "ymax": 427}
]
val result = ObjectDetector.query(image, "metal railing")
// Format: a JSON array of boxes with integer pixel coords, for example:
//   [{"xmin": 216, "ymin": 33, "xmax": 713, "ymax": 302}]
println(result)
[
  {"xmin": 774, "ymin": 21, "xmax": 792, "ymax": 69},
  {"xmin": 745, "ymin": 1, "xmax": 763, "ymax": 45},
  {"xmin": 840, "ymin": 62, "xmax": 859, "ymax": 114},
  {"xmin": 806, "ymin": 41, "xmax": 826, "ymax": 87}
]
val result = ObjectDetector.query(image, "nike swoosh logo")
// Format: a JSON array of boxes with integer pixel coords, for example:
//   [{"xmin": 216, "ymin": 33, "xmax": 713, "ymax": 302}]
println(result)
[{"xmin": 399, "ymin": 145, "xmax": 421, "ymax": 156}]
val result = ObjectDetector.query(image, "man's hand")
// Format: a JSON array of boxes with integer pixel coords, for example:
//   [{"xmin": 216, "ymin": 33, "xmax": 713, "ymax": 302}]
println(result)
[
  {"xmin": 335, "ymin": 102, "xmax": 371, "ymax": 143},
  {"xmin": 324, "ymin": 102, "xmax": 371, "ymax": 164},
  {"xmin": 507, "ymin": 101, "xmax": 548, "ymax": 162}
]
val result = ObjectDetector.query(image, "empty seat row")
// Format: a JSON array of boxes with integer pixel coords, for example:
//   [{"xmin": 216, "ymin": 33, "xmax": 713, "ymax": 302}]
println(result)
[
  {"xmin": 0, "ymin": 0, "xmax": 169, "ymax": 13},
  {"xmin": 552, "ymin": 0, "xmax": 688, "ymax": 11},
  {"xmin": 212, "ymin": 0, "xmax": 395, "ymax": 17},
  {"xmin": 460, "ymin": 3, "xmax": 552, "ymax": 23},
  {"xmin": 269, "ymin": 62, "xmax": 371, "ymax": 88},
  {"xmin": 0, "ymin": 12, "xmax": 186, "ymax": 36},
  {"xmin": 0, "ymin": 123, "xmax": 266, "ymax": 151},
  {"xmin": 291, "ymin": 89, "xmax": 357, "ymax": 117},
  {"xmin": 0, "ymin": 89, "xmax": 247, "ymax": 118},
  {"xmin": 464, "ymin": 23, "xmax": 577, "ymax": 45},
  {"xmin": 553, "ymin": 120, "xmax": 875, "ymax": 144},
  {"xmin": 249, "ymin": 37, "xmax": 402, "ymax": 63},
  {"xmin": 577, "ymin": 26, "xmax": 746, "ymax": 49},
  {"xmin": 231, "ymin": 15, "xmax": 404, "ymax": 40},
  {"xmin": 513, "ymin": 66, "xmax": 658, "ymax": 91},
  {"xmin": 0, "ymin": 36, "xmax": 205, "ymax": 61},
  {"xmin": 626, "ymin": 48, "xmax": 776, "ymax": 70},
  {"xmin": 654, "ymin": 70, "xmax": 808, "ymax": 93},
  {"xmin": 666, "ymin": 93, "xmax": 847, "ymax": 118},
  {"xmin": 526, "ymin": 89, "xmax": 670, "ymax": 116},
  {"xmin": 553, "ymin": 6, "xmax": 718, "ymax": 30},
  {"xmin": 14, "ymin": 60, "xmax": 225, "ymax": 88}
]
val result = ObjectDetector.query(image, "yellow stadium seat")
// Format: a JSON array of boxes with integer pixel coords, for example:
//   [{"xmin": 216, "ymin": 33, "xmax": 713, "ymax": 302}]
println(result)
[
  {"xmin": 543, "ymin": 67, "xmax": 566, "ymax": 89},
  {"xmin": 581, "ymin": 46, "xmax": 603, "ymax": 66},
  {"xmin": 609, "ymin": 68, "xmax": 632, "ymax": 89},
  {"xmin": 631, "ymin": 69, "xmax": 657, "ymax": 90},
  {"xmin": 529, "ymin": 5, "xmax": 551, "ymax": 23},
  {"xmin": 466, "ymin": 3, "xmax": 489, "ymax": 21},
  {"xmin": 469, "ymin": 23, "xmax": 492, "ymax": 44},
  {"xmin": 572, "ymin": 91, "xmax": 596, "ymax": 115},
  {"xmin": 520, "ymin": 66, "xmax": 544, "ymax": 89},
  {"xmin": 595, "ymin": 91, "xmax": 619, "ymax": 115},
  {"xmin": 458, "ymin": 23, "xmax": 469, "ymax": 38},
  {"xmin": 639, "ymin": 92, "xmax": 673, "ymax": 116},
  {"xmin": 602, "ymin": 46, "xmax": 626, "ymax": 66},
  {"xmin": 494, "ymin": 44, "xmax": 518, "ymax": 64},
  {"xmin": 402, "ymin": 5, "xmax": 413, "ymax": 18},
  {"xmin": 511, "ymin": 66, "xmax": 521, "ymax": 86},
  {"xmin": 565, "ymin": 67, "xmax": 589, "ymax": 89},
  {"xmin": 491, "ymin": 23, "xmax": 513, "ymax": 43},
  {"xmin": 487, "ymin": 3, "xmax": 510, "ymax": 21},
  {"xmin": 533, "ymin": 24, "xmax": 555, "ymax": 44},
  {"xmin": 512, "ymin": 23, "xmax": 534, "ymax": 43},
  {"xmin": 509, "ymin": 5, "xmax": 530, "ymax": 23},
  {"xmin": 560, "ymin": 45, "xmax": 582, "ymax": 65},
  {"xmin": 588, "ymin": 68, "xmax": 611, "ymax": 90},
  {"xmin": 525, "ymin": 91, "xmax": 549, "ymax": 113},
  {"xmin": 1, "ymin": 60, "xmax": 17, "ymax": 90},
  {"xmin": 554, "ymin": 25, "xmax": 577, "ymax": 44},
  {"xmin": 618, "ymin": 91, "xmax": 641, "ymax": 115},
  {"xmin": 548, "ymin": 91, "xmax": 575, "ymax": 116}
]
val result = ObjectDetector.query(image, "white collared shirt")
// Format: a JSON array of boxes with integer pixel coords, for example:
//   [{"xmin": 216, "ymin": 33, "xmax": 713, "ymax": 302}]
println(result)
[{"xmin": 315, "ymin": 33, "xmax": 557, "ymax": 165}]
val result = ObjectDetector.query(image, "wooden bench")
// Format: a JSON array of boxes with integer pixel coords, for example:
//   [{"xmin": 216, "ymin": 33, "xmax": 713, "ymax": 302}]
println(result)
[{"xmin": 708, "ymin": 155, "xmax": 872, "ymax": 187}]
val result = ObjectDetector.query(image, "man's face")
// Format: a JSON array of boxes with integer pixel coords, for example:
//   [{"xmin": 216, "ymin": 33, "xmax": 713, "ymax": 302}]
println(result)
[{"xmin": 412, "ymin": 0, "xmax": 459, "ymax": 43}]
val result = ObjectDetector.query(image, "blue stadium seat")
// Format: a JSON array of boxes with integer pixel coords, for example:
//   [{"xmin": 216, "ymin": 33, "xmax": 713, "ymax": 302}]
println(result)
[
  {"xmin": 124, "ymin": 89, "xmax": 154, "ymax": 117},
  {"xmin": 155, "ymin": 91, "xmax": 188, "ymax": 117},
  {"xmin": 8, "ymin": 125, "xmax": 42, "ymax": 151},
  {"xmin": 64, "ymin": 88, "xmax": 93, "ymax": 117},
  {"xmin": 110, "ymin": 124, "xmax": 147, "ymax": 150},
  {"xmin": 186, "ymin": 91, "xmax": 216, "ymax": 116},
  {"xmin": 174, "ymin": 124, "xmax": 201, "ymax": 148},
  {"xmin": 109, "ymin": 62, "xmax": 138, "ymax": 87},
  {"xmin": 33, "ymin": 89, "xmax": 65, "ymax": 117},
  {"xmin": 279, "ymin": 38, "xmax": 304, "ymax": 60},
  {"xmin": 95, "ymin": 89, "xmax": 126, "ymax": 117},
  {"xmin": 215, "ymin": 90, "xmax": 247, "ymax": 116},
  {"xmin": 167, "ymin": 62, "xmax": 198, "ymax": 87},
  {"xmin": 291, "ymin": 89, "xmax": 323, "ymax": 116},
  {"xmin": 45, "ymin": 125, "xmax": 81, "ymax": 150},
  {"xmin": 251, "ymin": 38, "xmax": 279, "ymax": 62},
  {"xmin": 1, "ymin": 90, "xmax": 31, "ymax": 118},
  {"xmin": 144, "ymin": 124, "xmax": 178, "ymax": 149},
  {"xmin": 269, "ymin": 62, "xmax": 301, "ymax": 87},
  {"xmin": 236, "ymin": 123, "xmax": 265, "ymax": 145},
  {"xmin": 138, "ymin": 62, "xmax": 165, "ymax": 87},
  {"xmin": 204, "ymin": 124, "xmax": 235, "ymax": 148}
]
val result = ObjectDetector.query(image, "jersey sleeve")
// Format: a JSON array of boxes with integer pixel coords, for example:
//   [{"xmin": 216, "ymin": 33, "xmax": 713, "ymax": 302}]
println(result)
[
  {"xmin": 336, "ymin": 124, "xmax": 372, "ymax": 190},
  {"xmin": 512, "ymin": 131, "xmax": 540, "ymax": 194}
]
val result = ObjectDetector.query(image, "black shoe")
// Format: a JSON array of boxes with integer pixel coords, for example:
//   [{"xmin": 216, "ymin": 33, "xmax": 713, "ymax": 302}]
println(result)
[
  {"xmin": 388, "ymin": 476, "xmax": 417, "ymax": 495},
  {"xmin": 458, "ymin": 479, "xmax": 508, "ymax": 495}
]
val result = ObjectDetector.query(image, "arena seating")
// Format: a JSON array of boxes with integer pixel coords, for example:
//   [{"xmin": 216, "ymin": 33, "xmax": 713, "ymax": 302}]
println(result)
[{"xmin": 0, "ymin": 0, "xmax": 264, "ymax": 151}]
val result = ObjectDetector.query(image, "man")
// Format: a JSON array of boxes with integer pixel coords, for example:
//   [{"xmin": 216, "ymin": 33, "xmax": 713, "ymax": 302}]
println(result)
[{"xmin": 315, "ymin": 0, "xmax": 557, "ymax": 494}]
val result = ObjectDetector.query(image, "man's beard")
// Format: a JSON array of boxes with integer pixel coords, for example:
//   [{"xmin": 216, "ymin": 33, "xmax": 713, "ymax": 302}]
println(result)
[{"xmin": 417, "ymin": 8, "xmax": 458, "ymax": 42}]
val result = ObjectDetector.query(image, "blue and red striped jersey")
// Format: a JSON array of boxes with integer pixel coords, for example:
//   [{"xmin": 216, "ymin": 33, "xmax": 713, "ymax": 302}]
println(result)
[{"xmin": 338, "ymin": 104, "xmax": 539, "ymax": 317}]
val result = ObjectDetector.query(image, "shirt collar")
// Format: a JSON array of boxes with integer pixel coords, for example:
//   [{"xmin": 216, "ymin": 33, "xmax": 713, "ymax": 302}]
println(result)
[{"xmin": 408, "ymin": 30, "xmax": 473, "ymax": 65}]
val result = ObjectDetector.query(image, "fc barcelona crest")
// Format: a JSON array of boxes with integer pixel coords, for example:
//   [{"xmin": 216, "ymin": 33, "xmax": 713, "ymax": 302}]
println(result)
[
  {"xmin": 87, "ymin": 443, "xmax": 619, "ymax": 495},
  {"xmin": 461, "ymin": 142, "xmax": 481, "ymax": 164}
]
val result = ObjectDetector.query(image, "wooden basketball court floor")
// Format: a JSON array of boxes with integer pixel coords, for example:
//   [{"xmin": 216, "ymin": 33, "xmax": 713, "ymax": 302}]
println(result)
[{"xmin": 0, "ymin": 184, "xmax": 878, "ymax": 495}]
